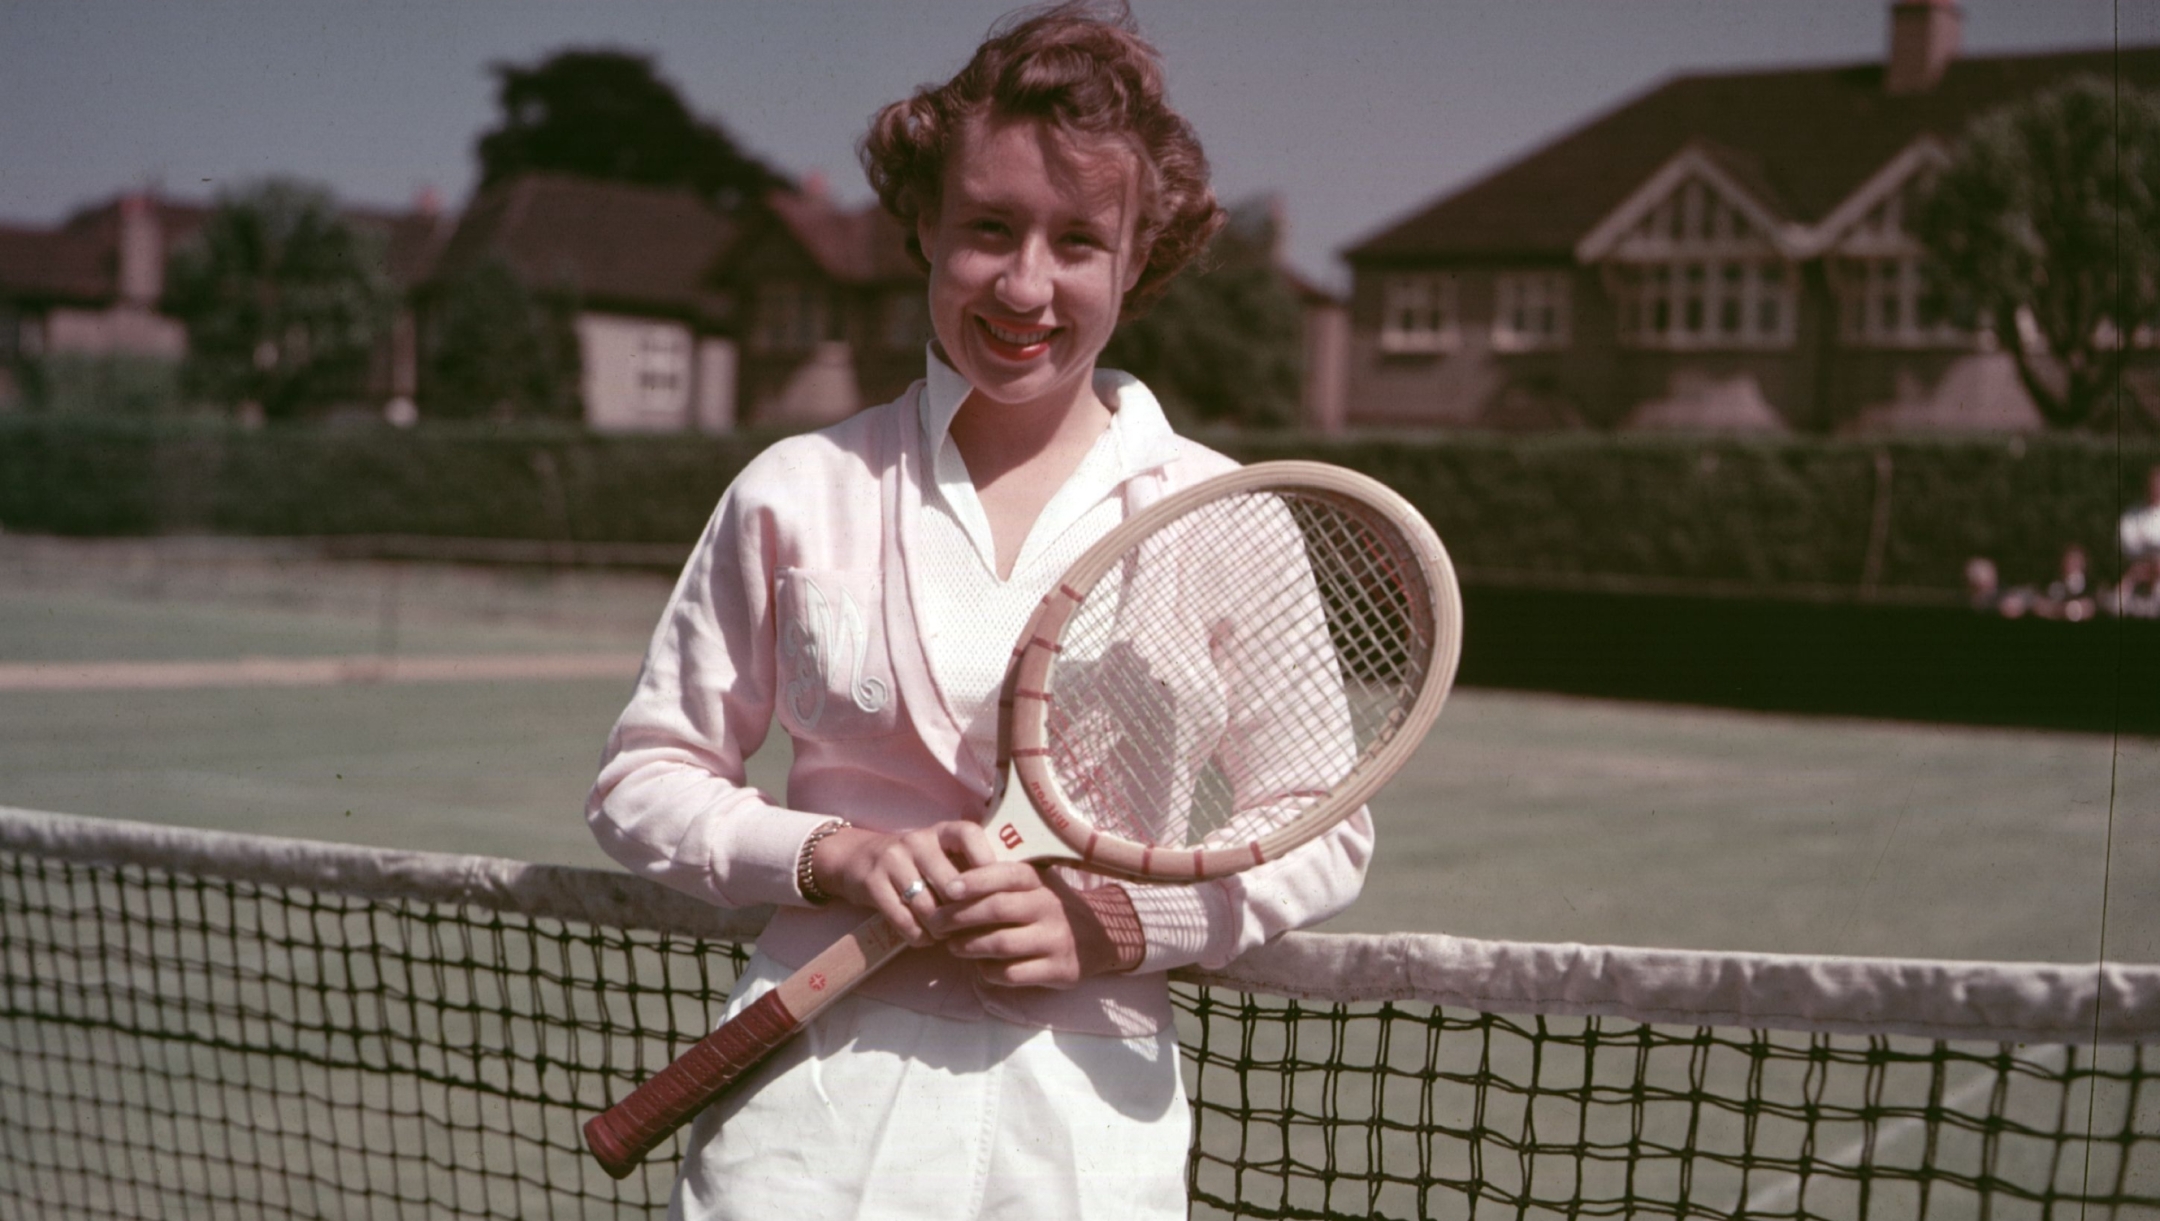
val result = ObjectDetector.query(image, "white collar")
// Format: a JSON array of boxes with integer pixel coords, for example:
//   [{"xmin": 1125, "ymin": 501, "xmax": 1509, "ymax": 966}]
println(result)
[{"xmin": 918, "ymin": 345, "xmax": 1183, "ymax": 480}]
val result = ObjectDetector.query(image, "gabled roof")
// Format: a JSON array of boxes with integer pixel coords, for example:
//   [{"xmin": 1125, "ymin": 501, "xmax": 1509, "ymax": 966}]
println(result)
[
  {"xmin": 0, "ymin": 196, "xmax": 211, "ymax": 306},
  {"xmin": 0, "ymin": 222, "xmax": 107, "ymax": 303},
  {"xmin": 762, "ymin": 190, "xmax": 921, "ymax": 285},
  {"xmin": 429, "ymin": 172, "xmax": 738, "ymax": 321},
  {"xmin": 0, "ymin": 191, "xmax": 442, "ymax": 306},
  {"xmin": 343, "ymin": 206, "xmax": 452, "ymax": 289},
  {"xmin": 1348, "ymin": 45, "xmax": 2160, "ymax": 264}
]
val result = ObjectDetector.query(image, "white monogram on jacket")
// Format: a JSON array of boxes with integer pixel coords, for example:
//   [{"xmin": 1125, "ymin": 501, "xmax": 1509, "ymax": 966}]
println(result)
[{"xmin": 781, "ymin": 576, "xmax": 890, "ymax": 729}]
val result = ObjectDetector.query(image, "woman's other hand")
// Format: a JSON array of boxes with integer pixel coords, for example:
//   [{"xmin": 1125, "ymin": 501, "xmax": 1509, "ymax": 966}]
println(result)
[{"xmin": 929, "ymin": 867, "xmax": 1143, "ymax": 989}]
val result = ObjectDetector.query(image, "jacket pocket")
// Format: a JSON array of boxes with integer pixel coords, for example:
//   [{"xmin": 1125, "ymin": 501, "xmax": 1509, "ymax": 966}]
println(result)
[{"xmin": 773, "ymin": 568, "xmax": 901, "ymax": 740}]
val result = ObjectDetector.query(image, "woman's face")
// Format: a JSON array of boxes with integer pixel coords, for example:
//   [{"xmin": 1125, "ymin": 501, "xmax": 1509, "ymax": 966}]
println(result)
[{"xmin": 917, "ymin": 116, "xmax": 1144, "ymax": 418}]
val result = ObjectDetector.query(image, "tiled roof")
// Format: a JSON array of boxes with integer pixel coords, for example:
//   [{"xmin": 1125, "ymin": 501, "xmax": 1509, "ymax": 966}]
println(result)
[
  {"xmin": 1348, "ymin": 45, "xmax": 2160, "ymax": 263},
  {"xmin": 0, "ymin": 223, "xmax": 106, "ymax": 303},
  {"xmin": 0, "ymin": 192, "xmax": 441, "ymax": 305},
  {"xmin": 428, "ymin": 173, "xmax": 739, "ymax": 319},
  {"xmin": 343, "ymin": 206, "xmax": 452, "ymax": 289},
  {"xmin": 763, "ymin": 190, "xmax": 921, "ymax": 284}
]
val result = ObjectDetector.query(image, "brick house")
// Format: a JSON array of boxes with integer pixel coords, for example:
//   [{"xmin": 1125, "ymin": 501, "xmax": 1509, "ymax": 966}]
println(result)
[
  {"xmin": 423, "ymin": 173, "xmax": 745, "ymax": 432},
  {"xmin": 1341, "ymin": 0, "xmax": 2160, "ymax": 435},
  {"xmin": 0, "ymin": 190, "xmax": 445, "ymax": 415},
  {"xmin": 0, "ymin": 195, "xmax": 201, "ymax": 409},
  {"xmin": 429, "ymin": 172, "xmax": 926, "ymax": 432},
  {"xmin": 716, "ymin": 178, "xmax": 929, "ymax": 427}
]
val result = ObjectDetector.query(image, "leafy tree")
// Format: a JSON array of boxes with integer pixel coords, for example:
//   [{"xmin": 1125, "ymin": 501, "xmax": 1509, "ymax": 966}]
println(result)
[
  {"xmin": 1103, "ymin": 199, "xmax": 1306, "ymax": 429},
  {"xmin": 1911, "ymin": 75, "xmax": 2160, "ymax": 429},
  {"xmin": 420, "ymin": 259, "xmax": 582, "ymax": 421},
  {"xmin": 477, "ymin": 49, "xmax": 786, "ymax": 208},
  {"xmin": 163, "ymin": 179, "xmax": 395, "ymax": 421}
]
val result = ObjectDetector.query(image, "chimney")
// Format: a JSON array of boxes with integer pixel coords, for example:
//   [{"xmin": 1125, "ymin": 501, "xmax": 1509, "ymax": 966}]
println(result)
[
  {"xmin": 1886, "ymin": 0, "xmax": 1960, "ymax": 95},
  {"xmin": 117, "ymin": 192, "xmax": 163, "ymax": 306}
]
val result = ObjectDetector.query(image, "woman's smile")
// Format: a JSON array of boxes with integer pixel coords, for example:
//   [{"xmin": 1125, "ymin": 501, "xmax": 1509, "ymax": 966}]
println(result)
[{"xmin": 976, "ymin": 315, "xmax": 1060, "ymax": 360}]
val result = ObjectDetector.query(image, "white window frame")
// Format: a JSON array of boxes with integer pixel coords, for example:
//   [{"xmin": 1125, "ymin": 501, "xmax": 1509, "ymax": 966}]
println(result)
[
  {"xmin": 754, "ymin": 282, "xmax": 826, "ymax": 352},
  {"xmin": 1832, "ymin": 255, "xmax": 1966, "ymax": 348},
  {"xmin": 635, "ymin": 325, "xmax": 690, "ymax": 419},
  {"xmin": 1611, "ymin": 256, "xmax": 1795, "ymax": 350},
  {"xmin": 1492, "ymin": 271, "xmax": 1572, "ymax": 351},
  {"xmin": 1378, "ymin": 273, "xmax": 1459, "ymax": 354},
  {"xmin": 882, "ymin": 291, "xmax": 928, "ymax": 351}
]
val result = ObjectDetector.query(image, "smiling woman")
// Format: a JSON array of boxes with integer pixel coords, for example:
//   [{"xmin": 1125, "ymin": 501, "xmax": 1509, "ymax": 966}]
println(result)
[{"xmin": 579, "ymin": 4, "xmax": 1363, "ymax": 1219}]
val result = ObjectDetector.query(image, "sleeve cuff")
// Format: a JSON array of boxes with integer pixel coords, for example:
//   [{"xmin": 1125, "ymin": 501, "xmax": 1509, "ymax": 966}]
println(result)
[
  {"xmin": 727, "ymin": 807, "xmax": 847, "ymax": 908},
  {"xmin": 1077, "ymin": 884, "xmax": 1147, "ymax": 974},
  {"xmin": 1123, "ymin": 880, "xmax": 1232, "ymax": 974}
]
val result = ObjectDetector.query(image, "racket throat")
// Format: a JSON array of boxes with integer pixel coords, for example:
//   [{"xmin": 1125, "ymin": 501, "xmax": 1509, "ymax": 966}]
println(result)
[{"xmin": 982, "ymin": 769, "xmax": 1084, "ymax": 867}]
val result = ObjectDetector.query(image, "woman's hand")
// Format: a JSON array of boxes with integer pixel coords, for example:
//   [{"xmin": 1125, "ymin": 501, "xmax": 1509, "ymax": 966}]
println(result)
[
  {"xmin": 927, "ymin": 867, "xmax": 1139, "ymax": 989},
  {"xmin": 810, "ymin": 821, "xmax": 994, "ymax": 945}
]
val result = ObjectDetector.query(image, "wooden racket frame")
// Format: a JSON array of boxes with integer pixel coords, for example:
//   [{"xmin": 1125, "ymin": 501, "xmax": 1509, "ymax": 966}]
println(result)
[
  {"xmin": 1004, "ymin": 460, "xmax": 1461, "ymax": 881},
  {"xmin": 584, "ymin": 460, "xmax": 1460, "ymax": 1179}
]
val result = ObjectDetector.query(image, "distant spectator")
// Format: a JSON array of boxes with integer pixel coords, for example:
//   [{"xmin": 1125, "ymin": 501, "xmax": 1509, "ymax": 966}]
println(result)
[
  {"xmin": 2123, "ymin": 465, "xmax": 2160, "ymax": 562},
  {"xmin": 2032, "ymin": 544, "xmax": 2098, "ymax": 621},
  {"xmin": 2106, "ymin": 555, "xmax": 2160, "ymax": 619},
  {"xmin": 1964, "ymin": 556, "xmax": 2001, "ymax": 611}
]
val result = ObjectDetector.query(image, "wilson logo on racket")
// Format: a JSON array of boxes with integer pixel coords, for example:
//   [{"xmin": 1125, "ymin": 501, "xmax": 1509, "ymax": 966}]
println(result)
[{"xmin": 997, "ymin": 823, "xmax": 1023, "ymax": 850}]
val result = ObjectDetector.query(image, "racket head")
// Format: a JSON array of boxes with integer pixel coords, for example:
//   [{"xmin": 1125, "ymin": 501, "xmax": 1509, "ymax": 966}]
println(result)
[{"xmin": 1001, "ymin": 461, "xmax": 1461, "ymax": 882}]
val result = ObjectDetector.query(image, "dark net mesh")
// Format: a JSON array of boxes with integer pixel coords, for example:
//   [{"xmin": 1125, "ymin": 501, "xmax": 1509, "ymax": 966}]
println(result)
[
  {"xmin": 1179, "ymin": 990, "xmax": 2157, "ymax": 1220},
  {"xmin": 2, "ymin": 835, "xmax": 2154, "ymax": 1220},
  {"xmin": 0, "ymin": 851, "xmax": 746, "ymax": 1219}
]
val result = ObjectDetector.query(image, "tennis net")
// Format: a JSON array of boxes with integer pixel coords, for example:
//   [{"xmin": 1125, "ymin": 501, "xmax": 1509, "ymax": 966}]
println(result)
[{"xmin": 1, "ymin": 805, "xmax": 2153, "ymax": 1220}]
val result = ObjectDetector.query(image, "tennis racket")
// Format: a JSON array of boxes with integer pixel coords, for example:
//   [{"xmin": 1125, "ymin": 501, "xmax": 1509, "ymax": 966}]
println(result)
[{"xmin": 585, "ymin": 460, "xmax": 1462, "ymax": 1178}]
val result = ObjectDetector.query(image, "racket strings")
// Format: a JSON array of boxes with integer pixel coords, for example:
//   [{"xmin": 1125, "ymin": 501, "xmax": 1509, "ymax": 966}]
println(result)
[{"xmin": 1042, "ymin": 490, "xmax": 1436, "ymax": 853}]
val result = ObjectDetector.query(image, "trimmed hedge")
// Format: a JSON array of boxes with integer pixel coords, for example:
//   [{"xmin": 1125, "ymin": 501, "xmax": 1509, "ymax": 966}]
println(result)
[
  {"xmin": 1220, "ymin": 430, "xmax": 2160, "ymax": 598},
  {"xmin": 3, "ymin": 417, "xmax": 2155, "ymax": 599},
  {"xmin": 0, "ymin": 419, "xmax": 771, "ymax": 544}
]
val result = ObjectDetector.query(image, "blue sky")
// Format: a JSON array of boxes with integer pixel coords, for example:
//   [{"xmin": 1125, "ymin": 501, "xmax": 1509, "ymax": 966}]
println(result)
[{"xmin": 1, "ymin": 1, "xmax": 2149, "ymax": 286}]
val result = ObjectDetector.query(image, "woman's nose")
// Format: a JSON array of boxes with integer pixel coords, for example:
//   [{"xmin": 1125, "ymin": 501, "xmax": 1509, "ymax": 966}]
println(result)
[{"xmin": 994, "ymin": 238, "xmax": 1053, "ymax": 312}]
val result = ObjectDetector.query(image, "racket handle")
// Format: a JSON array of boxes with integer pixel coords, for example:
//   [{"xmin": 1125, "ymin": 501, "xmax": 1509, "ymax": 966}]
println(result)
[{"xmin": 583, "ymin": 912, "xmax": 911, "ymax": 1179}]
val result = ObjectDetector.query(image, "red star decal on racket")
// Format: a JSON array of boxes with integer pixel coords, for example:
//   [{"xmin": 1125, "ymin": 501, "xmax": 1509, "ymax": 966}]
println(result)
[{"xmin": 807, "ymin": 973, "xmax": 826, "ymax": 992}]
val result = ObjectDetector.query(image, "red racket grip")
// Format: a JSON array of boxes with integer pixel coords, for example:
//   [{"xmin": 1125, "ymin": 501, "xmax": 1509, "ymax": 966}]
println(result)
[
  {"xmin": 585, "ymin": 988, "xmax": 798, "ymax": 1179},
  {"xmin": 584, "ymin": 912, "xmax": 911, "ymax": 1178}
]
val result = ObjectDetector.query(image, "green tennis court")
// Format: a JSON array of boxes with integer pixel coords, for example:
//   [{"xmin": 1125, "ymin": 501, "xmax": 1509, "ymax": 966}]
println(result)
[{"xmin": 1, "ymin": 533, "xmax": 2150, "ymax": 966}]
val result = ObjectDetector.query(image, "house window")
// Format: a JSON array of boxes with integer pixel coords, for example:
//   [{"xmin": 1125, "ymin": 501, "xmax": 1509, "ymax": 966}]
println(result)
[
  {"xmin": 882, "ymin": 292, "xmax": 929, "ymax": 350},
  {"xmin": 636, "ymin": 327, "xmax": 690, "ymax": 417},
  {"xmin": 1613, "ymin": 257, "xmax": 1795, "ymax": 350},
  {"xmin": 1834, "ymin": 256, "xmax": 1964, "ymax": 347},
  {"xmin": 1492, "ymin": 271, "xmax": 1570, "ymax": 350},
  {"xmin": 1379, "ymin": 273, "xmax": 1459, "ymax": 354},
  {"xmin": 754, "ymin": 282, "xmax": 827, "ymax": 352}
]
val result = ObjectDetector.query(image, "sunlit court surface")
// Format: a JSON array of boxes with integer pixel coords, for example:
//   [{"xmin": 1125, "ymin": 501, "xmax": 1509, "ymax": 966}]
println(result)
[{"xmin": 2, "ymin": 533, "xmax": 2148, "ymax": 966}]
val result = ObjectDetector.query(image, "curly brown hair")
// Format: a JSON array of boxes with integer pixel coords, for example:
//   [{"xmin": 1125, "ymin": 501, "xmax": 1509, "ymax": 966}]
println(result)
[{"xmin": 859, "ymin": 1, "xmax": 1225, "ymax": 315}]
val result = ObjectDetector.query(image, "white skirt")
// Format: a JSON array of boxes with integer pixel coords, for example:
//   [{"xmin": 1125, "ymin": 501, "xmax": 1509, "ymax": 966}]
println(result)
[{"xmin": 670, "ymin": 951, "xmax": 1191, "ymax": 1221}]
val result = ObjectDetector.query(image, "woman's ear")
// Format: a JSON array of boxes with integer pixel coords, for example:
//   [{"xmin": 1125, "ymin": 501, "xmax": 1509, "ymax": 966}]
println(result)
[
  {"xmin": 1120, "ymin": 242, "xmax": 1147, "ymax": 296},
  {"xmin": 915, "ymin": 209, "xmax": 939, "ymax": 268}
]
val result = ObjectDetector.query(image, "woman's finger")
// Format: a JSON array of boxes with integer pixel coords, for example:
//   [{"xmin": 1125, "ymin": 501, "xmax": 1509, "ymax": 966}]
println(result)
[
  {"xmin": 936, "ymin": 820, "xmax": 1001, "ymax": 873},
  {"xmin": 943, "ymin": 860, "xmax": 1041, "ymax": 904},
  {"xmin": 873, "ymin": 878, "xmax": 930, "ymax": 945}
]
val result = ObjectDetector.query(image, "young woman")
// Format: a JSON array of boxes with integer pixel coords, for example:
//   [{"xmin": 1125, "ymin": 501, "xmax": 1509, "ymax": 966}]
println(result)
[{"xmin": 587, "ymin": 6, "xmax": 1371, "ymax": 1217}]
